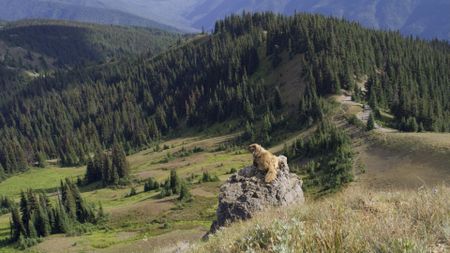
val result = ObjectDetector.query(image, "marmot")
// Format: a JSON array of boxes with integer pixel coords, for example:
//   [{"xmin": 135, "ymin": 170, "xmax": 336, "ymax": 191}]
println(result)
[{"xmin": 248, "ymin": 144, "xmax": 279, "ymax": 183}]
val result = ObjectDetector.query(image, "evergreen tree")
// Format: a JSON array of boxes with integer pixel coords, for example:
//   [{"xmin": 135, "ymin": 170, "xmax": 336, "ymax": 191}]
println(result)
[
  {"xmin": 178, "ymin": 183, "xmax": 191, "ymax": 201},
  {"xmin": 60, "ymin": 180, "xmax": 76, "ymax": 219},
  {"xmin": 10, "ymin": 206, "xmax": 26, "ymax": 241},
  {"xmin": 367, "ymin": 113, "xmax": 376, "ymax": 131},
  {"xmin": 128, "ymin": 187, "xmax": 137, "ymax": 197},
  {"xmin": 35, "ymin": 152, "xmax": 46, "ymax": 168},
  {"xmin": 9, "ymin": 179, "xmax": 105, "ymax": 242},
  {"xmin": 169, "ymin": 169, "xmax": 180, "ymax": 194},
  {"xmin": 111, "ymin": 143, "xmax": 129, "ymax": 179}
]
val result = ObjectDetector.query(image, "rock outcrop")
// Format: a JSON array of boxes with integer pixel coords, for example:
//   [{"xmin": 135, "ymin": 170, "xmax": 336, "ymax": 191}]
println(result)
[{"xmin": 208, "ymin": 156, "xmax": 304, "ymax": 235}]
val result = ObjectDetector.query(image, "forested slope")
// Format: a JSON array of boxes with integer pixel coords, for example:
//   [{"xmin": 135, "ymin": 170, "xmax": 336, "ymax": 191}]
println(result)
[
  {"xmin": 0, "ymin": 20, "xmax": 179, "ymax": 108},
  {"xmin": 0, "ymin": 20, "xmax": 179, "ymax": 70},
  {"xmin": 0, "ymin": 13, "xmax": 448, "ymax": 181}
]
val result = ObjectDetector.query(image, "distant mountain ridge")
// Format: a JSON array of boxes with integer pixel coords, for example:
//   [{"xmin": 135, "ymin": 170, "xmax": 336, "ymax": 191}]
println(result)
[
  {"xmin": 184, "ymin": 0, "xmax": 450, "ymax": 40},
  {"xmin": 0, "ymin": 0, "xmax": 448, "ymax": 39},
  {"xmin": 0, "ymin": 0, "xmax": 180, "ymax": 32}
]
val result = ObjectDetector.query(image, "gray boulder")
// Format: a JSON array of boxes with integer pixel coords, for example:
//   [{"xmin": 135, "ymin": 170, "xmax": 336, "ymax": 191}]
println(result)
[{"xmin": 208, "ymin": 156, "xmax": 304, "ymax": 235}]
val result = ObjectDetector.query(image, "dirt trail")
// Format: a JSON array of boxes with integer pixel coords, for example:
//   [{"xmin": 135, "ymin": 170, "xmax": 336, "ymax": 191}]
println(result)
[
  {"xmin": 335, "ymin": 94, "xmax": 397, "ymax": 133},
  {"xmin": 335, "ymin": 94, "xmax": 450, "ymax": 189}
]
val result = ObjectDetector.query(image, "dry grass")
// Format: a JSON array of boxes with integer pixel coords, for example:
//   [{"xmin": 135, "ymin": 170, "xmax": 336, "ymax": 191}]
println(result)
[
  {"xmin": 192, "ymin": 185, "xmax": 450, "ymax": 253},
  {"xmin": 356, "ymin": 131, "xmax": 450, "ymax": 190}
]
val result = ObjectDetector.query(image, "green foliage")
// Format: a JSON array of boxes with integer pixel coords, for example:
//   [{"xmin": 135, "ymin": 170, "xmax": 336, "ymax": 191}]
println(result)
[
  {"xmin": 178, "ymin": 183, "xmax": 192, "ymax": 202},
  {"xmin": 347, "ymin": 115, "xmax": 364, "ymax": 128},
  {"xmin": 173, "ymin": 146, "xmax": 205, "ymax": 158},
  {"xmin": 228, "ymin": 168, "xmax": 238, "ymax": 174},
  {"xmin": 159, "ymin": 169, "xmax": 181, "ymax": 198},
  {"xmin": 367, "ymin": 113, "xmax": 376, "ymax": 131},
  {"xmin": 84, "ymin": 144, "xmax": 129, "ymax": 186},
  {"xmin": 9, "ymin": 179, "xmax": 105, "ymax": 245},
  {"xmin": 201, "ymin": 171, "xmax": 220, "ymax": 183},
  {"xmin": 0, "ymin": 195, "xmax": 13, "ymax": 215},
  {"xmin": 399, "ymin": 116, "xmax": 419, "ymax": 132},
  {"xmin": 169, "ymin": 169, "xmax": 180, "ymax": 194},
  {"xmin": 35, "ymin": 153, "xmax": 46, "ymax": 168},
  {"xmin": 127, "ymin": 187, "xmax": 137, "ymax": 197},
  {"xmin": 144, "ymin": 178, "xmax": 160, "ymax": 192},
  {"xmin": 0, "ymin": 12, "xmax": 449, "ymax": 182},
  {"xmin": 0, "ymin": 20, "xmax": 178, "ymax": 70},
  {"xmin": 16, "ymin": 235, "xmax": 42, "ymax": 250},
  {"xmin": 286, "ymin": 120, "xmax": 354, "ymax": 191}
]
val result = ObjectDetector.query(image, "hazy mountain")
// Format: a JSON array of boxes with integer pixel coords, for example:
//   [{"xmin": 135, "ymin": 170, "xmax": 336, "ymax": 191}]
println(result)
[
  {"xmin": 0, "ymin": 0, "xmax": 448, "ymax": 39},
  {"xmin": 185, "ymin": 0, "xmax": 450, "ymax": 40},
  {"xmin": 0, "ymin": 0, "xmax": 179, "ymax": 32}
]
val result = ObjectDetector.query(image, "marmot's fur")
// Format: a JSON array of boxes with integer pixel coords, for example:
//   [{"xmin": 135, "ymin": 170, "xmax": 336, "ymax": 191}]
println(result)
[{"xmin": 248, "ymin": 144, "xmax": 279, "ymax": 183}]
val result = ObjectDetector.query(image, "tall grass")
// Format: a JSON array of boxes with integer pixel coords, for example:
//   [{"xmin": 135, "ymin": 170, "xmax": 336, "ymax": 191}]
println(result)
[{"xmin": 192, "ymin": 186, "xmax": 450, "ymax": 252}]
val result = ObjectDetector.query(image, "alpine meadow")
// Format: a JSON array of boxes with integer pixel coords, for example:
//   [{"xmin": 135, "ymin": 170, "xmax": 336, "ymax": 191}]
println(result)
[{"xmin": 0, "ymin": 4, "xmax": 449, "ymax": 253}]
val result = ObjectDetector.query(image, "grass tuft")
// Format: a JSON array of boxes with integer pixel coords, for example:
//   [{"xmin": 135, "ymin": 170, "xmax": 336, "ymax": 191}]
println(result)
[{"xmin": 192, "ymin": 186, "xmax": 450, "ymax": 253}]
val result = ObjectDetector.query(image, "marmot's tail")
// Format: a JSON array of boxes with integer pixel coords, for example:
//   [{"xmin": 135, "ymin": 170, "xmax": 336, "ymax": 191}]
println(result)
[{"xmin": 265, "ymin": 168, "xmax": 277, "ymax": 183}]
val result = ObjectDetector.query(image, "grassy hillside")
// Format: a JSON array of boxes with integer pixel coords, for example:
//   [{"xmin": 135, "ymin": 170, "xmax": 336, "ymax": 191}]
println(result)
[
  {"xmin": 0, "ymin": 13, "xmax": 449, "ymax": 252},
  {"xmin": 358, "ymin": 132, "xmax": 450, "ymax": 190},
  {"xmin": 192, "ymin": 185, "xmax": 450, "ymax": 252},
  {"xmin": 1, "ymin": 13, "xmax": 448, "ymax": 186},
  {"xmin": 1, "ymin": 104, "xmax": 449, "ymax": 252},
  {"xmin": 1, "ymin": 127, "xmax": 448, "ymax": 252},
  {"xmin": 0, "ymin": 131, "xmax": 250, "ymax": 252}
]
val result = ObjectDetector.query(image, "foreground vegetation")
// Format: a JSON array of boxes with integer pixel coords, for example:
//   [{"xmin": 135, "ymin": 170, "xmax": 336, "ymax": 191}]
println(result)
[
  {"xmin": 0, "ymin": 133, "xmax": 247, "ymax": 252},
  {"xmin": 8, "ymin": 180, "xmax": 105, "ymax": 249},
  {"xmin": 0, "ymin": 125, "xmax": 449, "ymax": 252},
  {"xmin": 194, "ymin": 185, "xmax": 450, "ymax": 252}
]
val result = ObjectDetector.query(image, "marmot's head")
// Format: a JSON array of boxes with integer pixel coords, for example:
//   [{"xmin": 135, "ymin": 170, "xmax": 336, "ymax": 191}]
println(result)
[{"xmin": 248, "ymin": 143, "xmax": 262, "ymax": 155}]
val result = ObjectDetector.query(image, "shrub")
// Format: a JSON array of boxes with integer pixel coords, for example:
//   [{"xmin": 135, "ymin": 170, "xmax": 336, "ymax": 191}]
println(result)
[
  {"xmin": 178, "ymin": 183, "xmax": 192, "ymax": 202},
  {"xmin": 228, "ymin": 168, "xmax": 238, "ymax": 174},
  {"xmin": 127, "ymin": 187, "xmax": 137, "ymax": 197},
  {"xmin": 144, "ymin": 178, "xmax": 160, "ymax": 192},
  {"xmin": 286, "ymin": 120, "xmax": 354, "ymax": 191},
  {"xmin": 347, "ymin": 115, "xmax": 364, "ymax": 127},
  {"xmin": 201, "ymin": 171, "xmax": 220, "ymax": 183},
  {"xmin": 367, "ymin": 113, "xmax": 375, "ymax": 131}
]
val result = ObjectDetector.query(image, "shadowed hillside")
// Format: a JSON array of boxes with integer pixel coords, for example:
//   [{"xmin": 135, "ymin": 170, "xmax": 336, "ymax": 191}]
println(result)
[
  {"xmin": 0, "ymin": 13, "xmax": 448, "ymax": 182},
  {"xmin": 0, "ymin": 20, "xmax": 179, "ymax": 69},
  {"xmin": 0, "ymin": 20, "xmax": 179, "ymax": 106}
]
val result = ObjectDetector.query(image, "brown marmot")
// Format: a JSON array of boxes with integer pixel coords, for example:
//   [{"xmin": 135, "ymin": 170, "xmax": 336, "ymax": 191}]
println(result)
[{"xmin": 248, "ymin": 144, "xmax": 279, "ymax": 183}]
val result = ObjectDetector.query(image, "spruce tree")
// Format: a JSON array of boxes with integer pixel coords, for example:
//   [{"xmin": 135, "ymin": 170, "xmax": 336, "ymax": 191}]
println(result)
[
  {"xmin": 112, "ymin": 142, "xmax": 129, "ymax": 179},
  {"xmin": 367, "ymin": 113, "xmax": 376, "ymax": 131},
  {"xmin": 10, "ymin": 206, "xmax": 26, "ymax": 241},
  {"xmin": 60, "ymin": 180, "xmax": 76, "ymax": 219},
  {"xmin": 178, "ymin": 183, "xmax": 191, "ymax": 201},
  {"xmin": 169, "ymin": 169, "xmax": 180, "ymax": 194}
]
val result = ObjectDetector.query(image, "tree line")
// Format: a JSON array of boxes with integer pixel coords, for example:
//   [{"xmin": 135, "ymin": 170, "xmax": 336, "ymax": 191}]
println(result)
[
  {"xmin": 84, "ymin": 142, "xmax": 129, "ymax": 186},
  {"xmin": 284, "ymin": 120, "xmax": 354, "ymax": 191},
  {"xmin": 8, "ymin": 179, "xmax": 105, "ymax": 248},
  {"xmin": 0, "ymin": 12, "xmax": 448, "ymax": 180}
]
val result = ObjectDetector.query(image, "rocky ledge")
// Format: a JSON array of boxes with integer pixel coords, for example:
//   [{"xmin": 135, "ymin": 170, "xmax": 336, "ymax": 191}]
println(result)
[{"xmin": 208, "ymin": 156, "xmax": 304, "ymax": 235}]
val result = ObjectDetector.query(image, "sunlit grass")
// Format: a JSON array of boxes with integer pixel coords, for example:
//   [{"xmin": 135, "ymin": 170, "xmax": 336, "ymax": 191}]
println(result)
[
  {"xmin": 0, "ymin": 165, "xmax": 84, "ymax": 198},
  {"xmin": 193, "ymin": 186, "xmax": 450, "ymax": 252}
]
